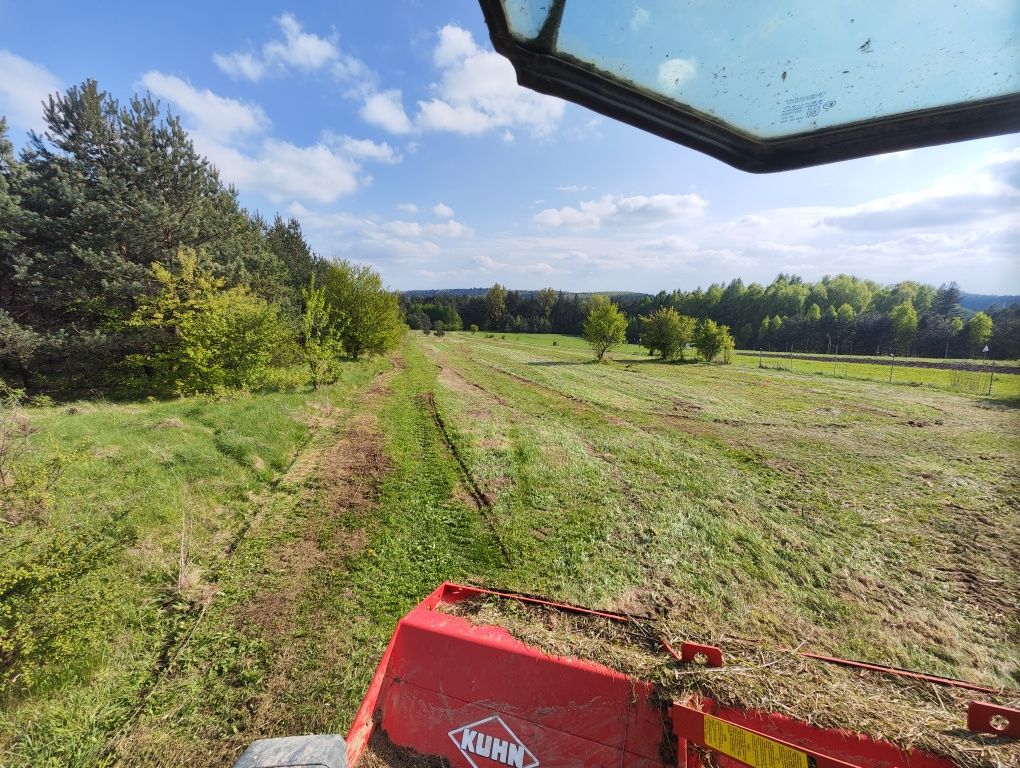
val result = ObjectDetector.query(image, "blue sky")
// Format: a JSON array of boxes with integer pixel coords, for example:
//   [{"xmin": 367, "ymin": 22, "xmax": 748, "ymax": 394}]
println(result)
[{"xmin": 1, "ymin": 0, "xmax": 1017, "ymax": 294}]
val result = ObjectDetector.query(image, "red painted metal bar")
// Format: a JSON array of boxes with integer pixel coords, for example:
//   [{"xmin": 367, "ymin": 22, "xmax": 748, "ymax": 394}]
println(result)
[
  {"xmin": 967, "ymin": 701, "xmax": 1020, "ymax": 738},
  {"xmin": 799, "ymin": 652, "xmax": 1003, "ymax": 694},
  {"xmin": 443, "ymin": 582, "xmax": 634, "ymax": 623}
]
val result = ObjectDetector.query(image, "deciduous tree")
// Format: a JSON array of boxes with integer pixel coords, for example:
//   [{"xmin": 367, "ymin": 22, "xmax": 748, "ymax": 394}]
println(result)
[
  {"xmin": 641, "ymin": 307, "xmax": 695, "ymax": 360},
  {"xmin": 322, "ymin": 260, "xmax": 403, "ymax": 359},
  {"xmin": 694, "ymin": 319, "xmax": 735, "ymax": 363},
  {"xmin": 890, "ymin": 300, "xmax": 918, "ymax": 353},
  {"xmin": 583, "ymin": 295, "xmax": 627, "ymax": 362},
  {"xmin": 966, "ymin": 312, "xmax": 993, "ymax": 355},
  {"xmin": 300, "ymin": 276, "xmax": 344, "ymax": 389}
]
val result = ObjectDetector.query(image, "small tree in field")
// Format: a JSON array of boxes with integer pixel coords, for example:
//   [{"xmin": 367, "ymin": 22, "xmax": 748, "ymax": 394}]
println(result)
[
  {"xmin": 433, "ymin": 320, "xmax": 446, "ymax": 337},
  {"xmin": 469, "ymin": 323, "xmax": 479, "ymax": 334},
  {"xmin": 694, "ymin": 319, "xmax": 735, "ymax": 363},
  {"xmin": 583, "ymin": 295, "xmax": 627, "ymax": 362},
  {"xmin": 641, "ymin": 307, "xmax": 696, "ymax": 360},
  {"xmin": 301, "ymin": 276, "xmax": 344, "ymax": 389}
]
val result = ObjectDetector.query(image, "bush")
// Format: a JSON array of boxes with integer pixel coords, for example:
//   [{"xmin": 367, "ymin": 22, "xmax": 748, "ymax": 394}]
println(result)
[
  {"xmin": 469, "ymin": 324, "xmax": 479, "ymax": 334},
  {"xmin": 300, "ymin": 276, "xmax": 344, "ymax": 390},
  {"xmin": 641, "ymin": 307, "xmax": 696, "ymax": 360},
  {"xmin": 694, "ymin": 319, "xmax": 735, "ymax": 363},
  {"xmin": 127, "ymin": 249, "xmax": 294, "ymax": 395}
]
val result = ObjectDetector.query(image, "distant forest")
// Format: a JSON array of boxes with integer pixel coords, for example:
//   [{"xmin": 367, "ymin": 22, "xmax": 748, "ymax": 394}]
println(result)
[{"xmin": 403, "ymin": 277, "xmax": 1019, "ymax": 359}]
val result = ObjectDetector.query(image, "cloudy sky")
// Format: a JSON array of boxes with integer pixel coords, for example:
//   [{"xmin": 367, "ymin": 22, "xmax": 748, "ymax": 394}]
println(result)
[{"xmin": 1, "ymin": 1, "xmax": 1017, "ymax": 293}]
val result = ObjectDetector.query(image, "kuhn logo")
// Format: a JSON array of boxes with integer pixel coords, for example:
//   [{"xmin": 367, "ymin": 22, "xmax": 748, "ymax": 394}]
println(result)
[{"xmin": 448, "ymin": 715, "xmax": 539, "ymax": 768}]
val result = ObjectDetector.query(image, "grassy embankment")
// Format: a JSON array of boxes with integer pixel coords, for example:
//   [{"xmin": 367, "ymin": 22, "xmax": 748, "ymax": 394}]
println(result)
[{"xmin": 2, "ymin": 332, "xmax": 1017, "ymax": 767}]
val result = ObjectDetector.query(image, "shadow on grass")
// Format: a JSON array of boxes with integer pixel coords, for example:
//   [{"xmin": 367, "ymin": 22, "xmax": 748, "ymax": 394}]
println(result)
[
  {"xmin": 620, "ymin": 357, "xmax": 701, "ymax": 366},
  {"xmin": 978, "ymin": 396, "xmax": 1020, "ymax": 410},
  {"xmin": 526, "ymin": 360, "xmax": 592, "ymax": 367}
]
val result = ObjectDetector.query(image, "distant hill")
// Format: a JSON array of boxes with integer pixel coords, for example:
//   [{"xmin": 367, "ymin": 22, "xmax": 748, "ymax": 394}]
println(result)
[
  {"xmin": 960, "ymin": 293, "xmax": 1020, "ymax": 311},
  {"xmin": 402, "ymin": 288, "xmax": 489, "ymax": 298},
  {"xmin": 402, "ymin": 288, "xmax": 651, "ymax": 299}
]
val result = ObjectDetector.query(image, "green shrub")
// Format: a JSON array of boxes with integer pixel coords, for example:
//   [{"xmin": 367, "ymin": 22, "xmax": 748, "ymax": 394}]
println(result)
[
  {"xmin": 127, "ymin": 249, "xmax": 294, "ymax": 395},
  {"xmin": 694, "ymin": 319, "xmax": 736, "ymax": 363}
]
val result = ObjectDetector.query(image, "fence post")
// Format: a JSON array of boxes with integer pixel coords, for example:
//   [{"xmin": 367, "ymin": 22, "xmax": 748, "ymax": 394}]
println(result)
[{"xmin": 988, "ymin": 360, "xmax": 994, "ymax": 396}]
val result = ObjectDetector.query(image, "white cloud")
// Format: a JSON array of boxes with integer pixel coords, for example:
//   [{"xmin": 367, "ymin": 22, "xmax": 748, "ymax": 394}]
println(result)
[
  {"xmin": 213, "ymin": 13, "xmax": 371, "ymax": 88},
  {"xmin": 386, "ymin": 220, "xmax": 423, "ymax": 237},
  {"xmin": 821, "ymin": 150, "xmax": 1020, "ymax": 232},
  {"xmin": 141, "ymin": 71, "xmax": 269, "ymax": 142},
  {"xmin": 433, "ymin": 202, "xmax": 454, "ymax": 218},
  {"xmin": 360, "ymin": 25, "xmax": 565, "ymax": 139},
  {"xmin": 417, "ymin": 26, "xmax": 565, "ymax": 137},
  {"xmin": 193, "ymin": 136, "xmax": 361, "ymax": 204},
  {"xmin": 0, "ymin": 50, "xmax": 62, "ymax": 132},
  {"xmin": 212, "ymin": 52, "xmax": 266, "ymax": 82},
  {"xmin": 289, "ymin": 202, "xmax": 442, "ymax": 264},
  {"xmin": 427, "ymin": 220, "xmax": 472, "ymax": 238},
  {"xmin": 658, "ymin": 58, "xmax": 697, "ymax": 92},
  {"xmin": 144, "ymin": 74, "xmax": 381, "ymax": 205},
  {"xmin": 534, "ymin": 193, "xmax": 708, "ymax": 229},
  {"xmin": 322, "ymin": 132, "xmax": 401, "ymax": 164},
  {"xmin": 397, "ymin": 203, "xmax": 418, "ymax": 214},
  {"xmin": 360, "ymin": 90, "xmax": 413, "ymax": 134},
  {"xmin": 264, "ymin": 13, "xmax": 337, "ymax": 72},
  {"xmin": 433, "ymin": 24, "xmax": 477, "ymax": 67}
]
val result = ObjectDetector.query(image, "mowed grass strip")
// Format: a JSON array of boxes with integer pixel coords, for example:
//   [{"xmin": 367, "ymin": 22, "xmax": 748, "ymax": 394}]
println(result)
[
  {"xmin": 466, "ymin": 332, "xmax": 1020, "ymax": 400},
  {"xmin": 418, "ymin": 332, "xmax": 1019, "ymax": 687}
]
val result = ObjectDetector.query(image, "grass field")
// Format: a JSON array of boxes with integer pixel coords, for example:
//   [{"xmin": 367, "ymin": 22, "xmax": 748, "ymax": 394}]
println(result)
[{"xmin": 1, "ymin": 333, "xmax": 1017, "ymax": 767}]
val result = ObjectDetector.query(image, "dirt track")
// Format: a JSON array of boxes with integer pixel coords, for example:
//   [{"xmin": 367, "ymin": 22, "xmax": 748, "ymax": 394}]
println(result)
[{"xmin": 751, "ymin": 351, "xmax": 1017, "ymax": 373}]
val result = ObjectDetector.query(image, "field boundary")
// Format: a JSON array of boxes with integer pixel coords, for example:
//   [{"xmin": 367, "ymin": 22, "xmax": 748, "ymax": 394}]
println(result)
[{"xmin": 743, "ymin": 351, "xmax": 1016, "ymax": 373}]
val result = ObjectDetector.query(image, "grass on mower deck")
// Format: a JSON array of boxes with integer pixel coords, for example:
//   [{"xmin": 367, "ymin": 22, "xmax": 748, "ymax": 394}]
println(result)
[{"xmin": 444, "ymin": 595, "xmax": 1020, "ymax": 768}]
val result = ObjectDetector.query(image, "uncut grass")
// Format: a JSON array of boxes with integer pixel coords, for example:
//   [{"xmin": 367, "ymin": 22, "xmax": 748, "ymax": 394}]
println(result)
[
  {"xmin": 447, "ymin": 595, "xmax": 1020, "ymax": 768},
  {"xmin": 0, "ymin": 360, "xmax": 386, "ymax": 768},
  {"xmin": 419, "ymin": 334, "xmax": 1018, "ymax": 686}
]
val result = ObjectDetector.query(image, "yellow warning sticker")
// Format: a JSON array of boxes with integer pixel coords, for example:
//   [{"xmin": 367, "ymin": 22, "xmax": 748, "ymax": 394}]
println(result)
[{"xmin": 704, "ymin": 716, "xmax": 810, "ymax": 768}]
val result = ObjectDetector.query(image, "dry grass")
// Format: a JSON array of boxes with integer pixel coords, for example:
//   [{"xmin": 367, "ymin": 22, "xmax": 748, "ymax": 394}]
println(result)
[{"xmin": 445, "ymin": 595, "xmax": 1020, "ymax": 768}]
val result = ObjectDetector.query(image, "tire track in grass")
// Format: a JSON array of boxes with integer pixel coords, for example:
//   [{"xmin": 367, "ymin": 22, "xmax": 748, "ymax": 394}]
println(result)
[
  {"xmin": 103, "ymin": 365, "xmax": 393, "ymax": 763},
  {"xmin": 421, "ymin": 391, "xmax": 512, "ymax": 567}
]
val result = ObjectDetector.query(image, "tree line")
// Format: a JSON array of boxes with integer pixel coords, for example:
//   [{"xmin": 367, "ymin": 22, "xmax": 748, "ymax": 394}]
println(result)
[
  {"xmin": 405, "ymin": 274, "xmax": 1015, "ymax": 359},
  {"xmin": 1, "ymin": 80, "xmax": 403, "ymax": 396}
]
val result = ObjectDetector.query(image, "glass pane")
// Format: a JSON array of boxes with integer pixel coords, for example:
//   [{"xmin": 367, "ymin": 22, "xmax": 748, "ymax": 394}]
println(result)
[{"xmin": 501, "ymin": 0, "xmax": 1019, "ymax": 139}]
